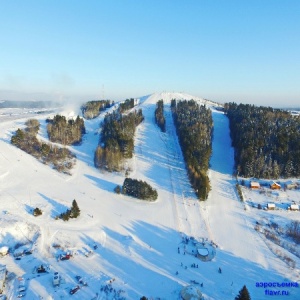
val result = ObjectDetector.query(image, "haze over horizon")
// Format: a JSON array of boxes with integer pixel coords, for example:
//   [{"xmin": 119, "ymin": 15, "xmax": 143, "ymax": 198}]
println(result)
[{"xmin": 1, "ymin": 1, "xmax": 299, "ymax": 107}]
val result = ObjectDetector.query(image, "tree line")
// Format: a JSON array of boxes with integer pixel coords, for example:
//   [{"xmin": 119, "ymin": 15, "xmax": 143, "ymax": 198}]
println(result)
[
  {"xmin": 81, "ymin": 100, "xmax": 113, "ymax": 119},
  {"xmin": 47, "ymin": 114, "xmax": 85, "ymax": 145},
  {"xmin": 11, "ymin": 118, "xmax": 75, "ymax": 174},
  {"xmin": 118, "ymin": 98, "xmax": 135, "ymax": 113},
  {"xmin": 115, "ymin": 178, "xmax": 158, "ymax": 201},
  {"xmin": 224, "ymin": 102, "xmax": 300, "ymax": 178},
  {"xmin": 94, "ymin": 109, "xmax": 144, "ymax": 171},
  {"xmin": 155, "ymin": 99, "xmax": 166, "ymax": 132},
  {"xmin": 171, "ymin": 99, "xmax": 213, "ymax": 200}
]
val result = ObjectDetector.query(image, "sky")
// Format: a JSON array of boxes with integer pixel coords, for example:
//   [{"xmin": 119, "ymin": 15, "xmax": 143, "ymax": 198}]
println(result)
[{"xmin": 0, "ymin": 0, "xmax": 299, "ymax": 107}]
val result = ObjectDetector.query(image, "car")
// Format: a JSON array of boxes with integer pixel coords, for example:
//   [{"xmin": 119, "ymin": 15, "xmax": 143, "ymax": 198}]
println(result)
[
  {"xmin": 70, "ymin": 285, "xmax": 80, "ymax": 295},
  {"xmin": 17, "ymin": 286, "xmax": 26, "ymax": 293},
  {"xmin": 17, "ymin": 292, "xmax": 26, "ymax": 298}
]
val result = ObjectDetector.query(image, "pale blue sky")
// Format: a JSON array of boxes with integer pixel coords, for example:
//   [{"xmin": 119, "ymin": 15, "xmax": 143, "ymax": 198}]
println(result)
[{"xmin": 1, "ymin": 1, "xmax": 299, "ymax": 106}]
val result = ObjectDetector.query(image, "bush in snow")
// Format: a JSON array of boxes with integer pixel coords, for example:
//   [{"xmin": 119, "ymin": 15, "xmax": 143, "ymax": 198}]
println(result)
[
  {"xmin": 33, "ymin": 207, "xmax": 42, "ymax": 216},
  {"xmin": 286, "ymin": 220, "xmax": 300, "ymax": 244}
]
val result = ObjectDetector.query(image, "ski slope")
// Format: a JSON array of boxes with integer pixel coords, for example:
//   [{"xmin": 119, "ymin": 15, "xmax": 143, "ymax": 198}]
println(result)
[{"xmin": 0, "ymin": 92, "xmax": 299, "ymax": 299}]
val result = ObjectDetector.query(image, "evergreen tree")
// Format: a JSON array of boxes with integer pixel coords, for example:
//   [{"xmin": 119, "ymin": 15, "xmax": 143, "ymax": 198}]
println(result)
[
  {"xmin": 235, "ymin": 285, "xmax": 251, "ymax": 300},
  {"xmin": 33, "ymin": 207, "xmax": 42, "ymax": 216},
  {"xmin": 70, "ymin": 199, "xmax": 80, "ymax": 218}
]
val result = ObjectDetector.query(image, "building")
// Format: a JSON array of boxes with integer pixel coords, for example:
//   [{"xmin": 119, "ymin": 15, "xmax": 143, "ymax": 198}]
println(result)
[
  {"xmin": 270, "ymin": 182, "xmax": 281, "ymax": 190},
  {"xmin": 289, "ymin": 204, "xmax": 299, "ymax": 211},
  {"xmin": 0, "ymin": 246, "xmax": 9, "ymax": 257},
  {"xmin": 250, "ymin": 181, "xmax": 260, "ymax": 189},
  {"xmin": 267, "ymin": 203, "xmax": 276, "ymax": 210}
]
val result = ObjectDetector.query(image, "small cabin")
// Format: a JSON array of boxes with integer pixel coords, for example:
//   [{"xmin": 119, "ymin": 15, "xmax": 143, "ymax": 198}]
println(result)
[
  {"xmin": 250, "ymin": 181, "xmax": 260, "ymax": 189},
  {"xmin": 267, "ymin": 203, "xmax": 276, "ymax": 210},
  {"xmin": 270, "ymin": 182, "xmax": 281, "ymax": 190},
  {"xmin": 0, "ymin": 246, "xmax": 9, "ymax": 256},
  {"xmin": 289, "ymin": 204, "xmax": 299, "ymax": 211}
]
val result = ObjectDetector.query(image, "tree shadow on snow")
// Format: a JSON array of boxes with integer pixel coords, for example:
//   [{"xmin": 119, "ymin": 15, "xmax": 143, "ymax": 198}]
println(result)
[
  {"xmin": 210, "ymin": 111, "xmax": 235, "ymax": 175},
  {"xmin": 37, "ymin": 192, "xmax": 69, "ymax": 218},
  {"xmin": 84, "ymin": 174, "xmax": 116, "ymax": 193}
]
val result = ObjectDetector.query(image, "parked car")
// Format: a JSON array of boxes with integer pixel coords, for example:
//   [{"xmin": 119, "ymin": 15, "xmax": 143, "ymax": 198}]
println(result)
[
  {"xmin": 17, "ymin": 286, "xmax": 26, "ymax": 293},
  {"xmin": 70, "ymin": 285, "xmax": 80, "ymax": 295}
]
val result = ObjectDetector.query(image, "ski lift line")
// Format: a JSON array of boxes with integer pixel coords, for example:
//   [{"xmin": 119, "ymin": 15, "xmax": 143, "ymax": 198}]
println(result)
[
  {"xmin": 198, "ymin": 203, "xmax": 214, "ymax": 242},
  {"xmin": 159, "ymin": 128, "xmax": 183, "ymax": 237},
  {"xmin": 0, "ymin": 150, "xmax": 11, "ymax": 162},
  {"xmin": 168, "ymin": 167, "xmax": 183, "ymax": 236},
  {"xmin": 160, "ymin": 110, "xmax": 197, "ymax": 238},
  {"xmin": 15, "ymin": 223, "xmax": 32, "ymax": 243}
]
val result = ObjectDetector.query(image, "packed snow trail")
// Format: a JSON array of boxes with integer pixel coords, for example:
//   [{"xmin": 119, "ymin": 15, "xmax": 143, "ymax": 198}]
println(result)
[{"xmin": 207, "ymin": 110, "xmax": 275, "ymax": 266}]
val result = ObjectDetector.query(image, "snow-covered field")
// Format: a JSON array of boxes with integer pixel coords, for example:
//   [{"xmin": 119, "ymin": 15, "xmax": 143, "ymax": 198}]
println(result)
[{"xmin": 0, "ymin": 92, "xmax": 299, "ymax": 299}]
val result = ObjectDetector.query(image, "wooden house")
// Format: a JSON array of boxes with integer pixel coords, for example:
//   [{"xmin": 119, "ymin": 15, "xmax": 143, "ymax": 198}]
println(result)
[
  {"xmin": 289, "ymin": 204, "xmax": 299, "ymax": 211},
  {"xmin": 267, "ymin": 203, "xmax": 275, "ymax": 210},
  {"xmin": 270, "ymin": 181, "xmax": 281, "ymax": 190},
  {"xmin": 250, "ymin": 181, "xmax": 260, "ymax": 189}
]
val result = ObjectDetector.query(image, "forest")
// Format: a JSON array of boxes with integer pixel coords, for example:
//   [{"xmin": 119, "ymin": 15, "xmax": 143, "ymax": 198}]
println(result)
[
  {"xmin": 224, "ymin": 102, "xmax": 300, "ymax": 178},
  {"xmin": 171, "ymin": 99, "xmax": 213, "ymax": 200},
  {"xmin": 118, "ymin": 98, "xmax": 136, "ymax": 113},
  {"xmin": 154, "ymin": 99, "xmax": 166, "ymax": 132},
  {"xmin": 11, "ymin": 119, "xmax": 75, "ymax": 174},
  {"xmin": 81, "ymin": 100, "xmax": 113, "ymax": 119},
  {"xmin": 94, "ymin": 109, "xmax": 144, "ymax": 171},
  {"xmin": 47, "ymin": 115, "xmax": 85, "ymax": 145}
]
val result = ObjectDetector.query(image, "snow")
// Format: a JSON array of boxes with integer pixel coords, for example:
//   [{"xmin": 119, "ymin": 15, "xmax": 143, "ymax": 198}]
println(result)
[{"xmin": 0, "ymin": 93, "xmax": 299, "ymax": 299}]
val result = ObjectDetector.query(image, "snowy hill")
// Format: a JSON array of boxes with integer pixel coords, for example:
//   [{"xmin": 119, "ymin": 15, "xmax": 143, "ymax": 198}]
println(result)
[{"xmin": 0, "ymin": 92, "xmax": 299, "ymax": 299}]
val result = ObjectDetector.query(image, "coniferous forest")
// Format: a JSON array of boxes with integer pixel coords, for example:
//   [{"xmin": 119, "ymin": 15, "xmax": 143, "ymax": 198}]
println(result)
[
  {"xmin": 155, "ymin": 99, "xmax": 166, "ymax": 132},
  {"xmin": 171, "ymin": 99, "xmax": 213, "ymax": 200},
  {"xmin": 118, "ymin": 98, "xmax": 135, "ymax": 113},
  {"xmin": 81, "ymin": 100, "xmax": 113, "ymax": 119},
  {"xmin": 224, "ymin": 103, "xmax": 300, "ymax": 178},
  {"xmin": 94, "ymin": 109, "xmax": 144, "ymax": 171},
  {"xmin": 47, "ymin": 115, "xmax": 85, "ymax": 145},
  {"xmin": 11, "ymin": 119, "xmax": 75, "ymax": 173}
]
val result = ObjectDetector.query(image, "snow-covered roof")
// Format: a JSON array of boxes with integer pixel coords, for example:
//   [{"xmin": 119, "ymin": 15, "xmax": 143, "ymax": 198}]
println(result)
[
  {"xmin": 250, "ymin": 181, "xmax": 260, "ymax": 188},
  {"xmin": 181, "ymin": 285, "xmax": 203, "ymax": 300},
  {"xmin": 197, "ymin": 248, "xmax": 209, "ymax": 256},
  {"xmin": 290, "ymin": 204, "xmax": 299, "ymax": 210},
  {"xmin": 0, "ymin": 246, "xmax": 9, "ymax": 255}
]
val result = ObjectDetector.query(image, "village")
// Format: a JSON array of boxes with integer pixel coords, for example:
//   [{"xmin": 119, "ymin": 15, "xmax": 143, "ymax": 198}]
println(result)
[{"xmin": 241, "ymin": 179, "xmax": 300, "ymax": 211}]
